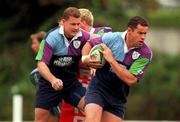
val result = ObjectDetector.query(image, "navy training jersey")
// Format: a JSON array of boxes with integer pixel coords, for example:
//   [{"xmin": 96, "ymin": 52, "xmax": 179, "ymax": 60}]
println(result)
[
  {"xmin": 88, "ymin": 31, "xmax": 153, "ymax": 102},
  {"xmin": 36, "ymin": 26, "xmax": 90, "ymax": 87}
]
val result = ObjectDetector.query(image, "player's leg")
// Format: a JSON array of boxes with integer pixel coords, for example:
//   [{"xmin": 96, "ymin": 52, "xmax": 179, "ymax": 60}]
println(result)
[
  {"xmin": 35, "ymin": 78, "xmax": 62, "ymax": 122},
  {"xmin": 35, "ymin": 108, "xmax": 50, "ymax": 122},
  {"xmin": 77, "ymin": 96, "xmax": 85, "ymax": 111},
  {"xmin": 35, "ymin": 108, "xmax": 59, "ymax": 122},
  {"xmin": 101, "ymin": 111, "xmax": 123, "ymax": 122},
  {"xmin": 101, "ymin": 96, "xmax": 125, "ymax": 122},
  {"xmin": 35, "ymin": 103, "xmax": 60, "ymax": 122},
  {"xmin": 47, "ymin": 114, "xmax": 59, "ymax": 122},
  {"xmin": 84, "ymin": 77, "xmax": 105, "ymax": 122},
  {"xmin": 47, "ymin": 107, "xmax": 60, "ymax": 122},
  {"xmin": 85, "ymin": 103, "xmax": 103, "ymax": 122},
  {"xmin": 84, "ymin": 92, "xmax": 104, "ymax": 122},
  {"xmin": 35, "ymin": 101, "xmax": 60, "ymax": 122},
  {"xmin": 63, "ymin": 80, "xmax": 86, "ymax": 112}
]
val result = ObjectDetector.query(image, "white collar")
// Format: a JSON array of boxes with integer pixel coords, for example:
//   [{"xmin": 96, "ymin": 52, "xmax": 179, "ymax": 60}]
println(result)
[
  {"xmin": 121, "ymin": 30, "xmax": 128, "ymax": 54},
  {"xmin": 59, "ymin": 26, "xmax": 82, "ymax": 46},
  {"xmin": 59, "ymin": 25, "xmax": 65, "ymax": 35},
  {"xmin": 90, "ymin": 27, "xmax": 95, "ymax": 34}
]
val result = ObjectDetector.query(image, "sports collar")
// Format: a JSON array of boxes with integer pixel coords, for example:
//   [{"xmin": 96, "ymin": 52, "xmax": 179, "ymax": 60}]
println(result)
[
  {"xmin": 90, "ymin": 27, "xmax": 95, "ymax": 34},
  {"xmin": 59, "ymin": 26, "xmax": 82, "ymax": 46},
  {"xmin": 121, "ymin": 31, "xmax": 128, "ymax": 54}
]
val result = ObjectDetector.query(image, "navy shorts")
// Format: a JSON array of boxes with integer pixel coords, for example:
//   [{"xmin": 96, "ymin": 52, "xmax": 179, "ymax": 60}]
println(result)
[
  {"xmin": 35, "ymin": 77, "xmax": 86, "ymax": 111},
  {"xmin": 85, "ymin": 78, "xmax": 126, "ymax": 119}
]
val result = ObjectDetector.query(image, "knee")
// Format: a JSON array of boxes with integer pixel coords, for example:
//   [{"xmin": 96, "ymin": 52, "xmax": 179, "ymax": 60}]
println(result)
[
  {"xmin": 84, "ymin": 104, "xmax": 103, "ymax": 122},
  {"xmin": 35, "ymin": 108, "xmax": 49, "ymax": 122},
  {"xmin": 85, "ymin": 115, "xmax": 96, "ymax": 122},
  {"xmin": 77, "ymin": 97, "xmax": 85, "ymax": 111}
]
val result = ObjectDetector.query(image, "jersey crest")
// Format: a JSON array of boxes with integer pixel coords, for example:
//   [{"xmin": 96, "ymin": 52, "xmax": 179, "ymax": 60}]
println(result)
[
  {"xmin": 132, "ymin": 51, "xmax": 140, "ymax": 60},
  {"xmin": 73, "ymin": 40, "xmax": 81, "ymax": 49}
]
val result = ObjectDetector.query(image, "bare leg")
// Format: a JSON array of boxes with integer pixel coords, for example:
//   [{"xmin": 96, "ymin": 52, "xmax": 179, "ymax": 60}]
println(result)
[
  {"xmin": 101, "ymin": 111, "xmax": 123, "ymax": 122},
  {"xmin": 85, "ymin": 103, "xmax": 103, "ymax": 122},
  {"xmin": 35, "ymin": 108, "xmax": 50, "ymax": 122},
  {"xmin": 77, "ymin": 96, "xmax": 86, "ymax": 112},
  {"xmin": 48, "ymin": 106, "xmax": 59, "ymax": 122},
  {"xmin": 47, "ymin": 113, "xmax": 59, "ymax": 122}
]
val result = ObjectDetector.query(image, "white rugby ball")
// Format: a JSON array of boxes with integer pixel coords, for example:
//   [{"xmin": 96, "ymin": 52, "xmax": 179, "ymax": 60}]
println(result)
[{"xmin": 89, "ymin": 44, "xmax": 106, "ymax": 66}]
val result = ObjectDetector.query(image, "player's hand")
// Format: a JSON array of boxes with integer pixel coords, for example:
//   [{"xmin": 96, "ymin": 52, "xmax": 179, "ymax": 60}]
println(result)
[
  {"xmin": 51, "ymin": 78, "xmax": 63, "ymax": 91},
  {"xmin": 88, "ymin": 54, "xmax": 103, "ymax": 69},
  {"xmin": 82, "ymin": 54, "xmax": 102, "ymax": 69},
  {"xmin": 91, "ymin": 68, "xmax": 96, "ymax": 77},
  {"xmin": 100, "ymin": 43, "xmax": 115, "ymax": 63}
]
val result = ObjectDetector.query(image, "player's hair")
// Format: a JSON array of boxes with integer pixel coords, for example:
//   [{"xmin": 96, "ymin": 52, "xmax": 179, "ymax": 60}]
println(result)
[
  {"xmin": 79, "ymin": 8, "xmax": 94, "ymax": 27},
  {"xmin": 62, "ymin": 7, "xmax": 81, "ymax": 20},
  {"xmin": 127, "ymin": 16, "xmax": 148, "ymax": 30},
  {"xmin": 30, "ymin": 31, "xmax": 46, "ymax": 42}
]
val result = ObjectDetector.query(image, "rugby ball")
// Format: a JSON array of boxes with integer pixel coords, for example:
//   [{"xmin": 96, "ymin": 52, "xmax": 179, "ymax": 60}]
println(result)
[{"xmin": 89, "ymin": 44, "xmax": 106, "ymax": 66}]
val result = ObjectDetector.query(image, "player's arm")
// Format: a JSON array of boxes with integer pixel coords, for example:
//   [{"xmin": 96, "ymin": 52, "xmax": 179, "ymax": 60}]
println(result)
[
  {"xmin": 82, "ymin": 42, "xmax": 102, "ymax": 69},
  {"xmin": 37, "ymin": 61, "xmax": 57, "ymax": 82},
  {"xmin": 109, "ymin": 60, "xmax": 138, "ymax": 86},
  {"xmin": 101, "ymin": 43, "xmax": 138, "ymax": 86},
  {"xmin": 37, "ymin": 61, "xmax": 63, "ymax": 90},
  {"xmin": 82, "ymin": 32, "xmax": 105, "ymax": 69},
  {"xmin": 36, "ymin": 39, "xmax": 63, "ymax": 90}
]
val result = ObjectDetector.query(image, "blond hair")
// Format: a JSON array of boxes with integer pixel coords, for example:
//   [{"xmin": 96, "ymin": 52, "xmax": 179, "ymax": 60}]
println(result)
[{"xmin": 79, "ymin": 8, "xmax": 94, "ymax": 27}]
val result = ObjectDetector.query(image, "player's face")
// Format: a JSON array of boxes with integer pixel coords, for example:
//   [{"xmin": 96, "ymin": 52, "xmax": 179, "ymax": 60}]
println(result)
[
  {"xmin": 31, "ymin": 39, "xmax": 40, "ymax": 53},
  {"xmin": 128, "ymin": 24, "xmax": 148, "ymax": 47},
  {"xmin": 80, "ymin": 20, "xmax": 87, "ymax": 31},
  {"xmin": 62, "ymin": 16, "xmax": 81, "ymax": 38}
]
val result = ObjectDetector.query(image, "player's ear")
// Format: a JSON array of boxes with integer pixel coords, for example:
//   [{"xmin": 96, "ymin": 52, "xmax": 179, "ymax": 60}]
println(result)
[
  {"xmin": 60, "ymin": 19, "xmax": 66, "ymax": 25},
  {"xmin": 80, "ymin": 20, "xmax": 85, "ymax": 25},
  {"xmin": 127, "ymin": 27, "xmax": 132, "ymax": 33},
  {"xmin": 128, "ymin": 27, "xmax": 135, "ymax": 33}
]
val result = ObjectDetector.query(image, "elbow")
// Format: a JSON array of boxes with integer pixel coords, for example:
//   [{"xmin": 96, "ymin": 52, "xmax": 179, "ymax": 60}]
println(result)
[
  {"xmin": 126, "ymin": 77, "xmax": 138, "ymax": 86},
  {"xmin": 37, "ymin": 61, "xmax": 45, "ymax": 70},
  {"xmin": 37, "ymin": 61, "xmax": 42, "ymax": 68}
]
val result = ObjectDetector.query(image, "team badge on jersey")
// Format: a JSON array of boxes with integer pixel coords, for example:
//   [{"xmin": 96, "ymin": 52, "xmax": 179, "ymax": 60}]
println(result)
[
  {"xmin": 73, "ymin": 40, "xmax": 81, "ymax": 49},
  {"xmin": 132, "ymin": 51, "xmax": 140, "ymax": 60}
]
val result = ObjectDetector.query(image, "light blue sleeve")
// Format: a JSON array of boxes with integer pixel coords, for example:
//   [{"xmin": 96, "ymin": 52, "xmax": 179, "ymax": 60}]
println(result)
[
  {"xmin": 102, "ymin": 32, "xmax": 121, "ymax": 45},
  {"xmin": 45, "ymin": 34, "xmax": 56, "ymax": 49},
  {"xmin": 102, "ymin": 32, "xmax": 125, "ymax": 61},
  {"xmin": 102, "ymin": 32, "xmax": 123, "ymax": 49}
]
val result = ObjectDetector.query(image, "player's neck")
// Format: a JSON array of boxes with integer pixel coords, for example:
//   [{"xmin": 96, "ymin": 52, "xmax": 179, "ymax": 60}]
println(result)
[
  {"xmin": 84, "ymin": 26, "xmax": 91, "ymax": 32},
  {"xmin": 125, "ymin": 33, "xmax": 133, "ymax": 50}
]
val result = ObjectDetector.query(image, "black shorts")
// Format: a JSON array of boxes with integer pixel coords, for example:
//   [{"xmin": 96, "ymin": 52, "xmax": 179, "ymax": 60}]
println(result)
[
  {"xmin": 35, "ymin": 77, "xmax": 86, "ymax": 111},
  {"xmin": 85, "ymin": 77, "xmax": 126, "ymax": 119}
]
